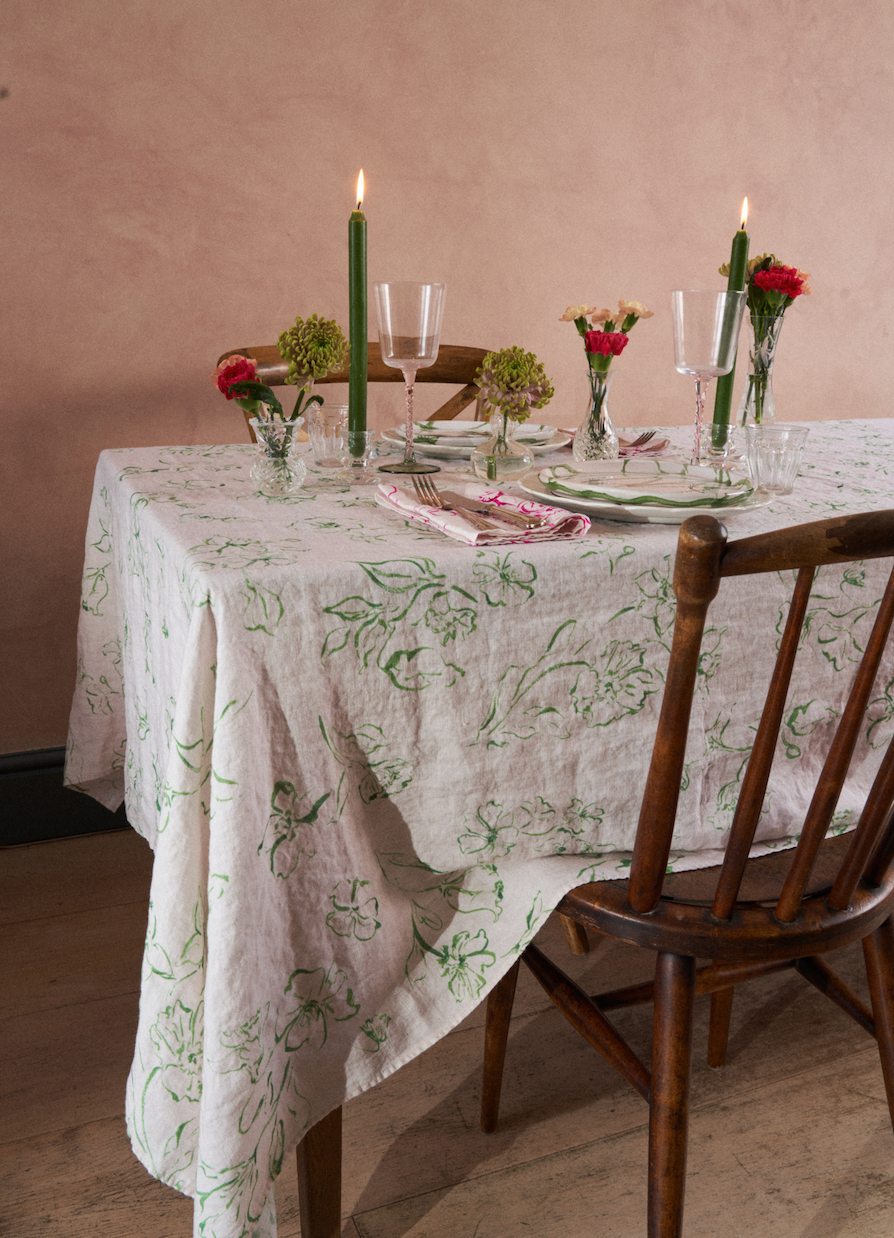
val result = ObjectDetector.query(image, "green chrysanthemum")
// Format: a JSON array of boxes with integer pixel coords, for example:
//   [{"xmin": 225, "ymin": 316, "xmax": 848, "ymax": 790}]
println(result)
[
  {"xmin": 278, "ymin": 314, "xmax": 349, "ymax": 387},
  {"xmin": 475, "ymin": 346, "xmax": 554, "ymax": 423}
]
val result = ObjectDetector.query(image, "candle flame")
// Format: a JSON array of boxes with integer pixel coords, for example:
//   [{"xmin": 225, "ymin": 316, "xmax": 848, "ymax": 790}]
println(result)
[
  {"xmin": 356, "ymin": 169, "xmax": 364, "ymax": 211},
  {"xmin": 740, "ymin": 197, "xmax": 748, "ymax": 229}
]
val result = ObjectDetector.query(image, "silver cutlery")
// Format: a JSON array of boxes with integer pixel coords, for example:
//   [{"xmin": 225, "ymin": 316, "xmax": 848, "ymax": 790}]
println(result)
[
  {"xmin": 626, "ymin": 430, "xmax": 657, "ymax": 448},
  {"xmin": 437, "ymin": 490, "xmax": 548, "ymax": 530},
  {"xmin": 411, "ymin": 475, "xmax": 496, "ymax": 531}
]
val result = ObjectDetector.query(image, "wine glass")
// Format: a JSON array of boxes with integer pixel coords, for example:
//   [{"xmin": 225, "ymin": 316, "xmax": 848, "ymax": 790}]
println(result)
[
  {"xmin": 671, "ymin": 289, "xmax": 746, "ymax": 465},
  {"xmin": 374, "ymin": 281, "xmax": 447, "ymax": 475}
]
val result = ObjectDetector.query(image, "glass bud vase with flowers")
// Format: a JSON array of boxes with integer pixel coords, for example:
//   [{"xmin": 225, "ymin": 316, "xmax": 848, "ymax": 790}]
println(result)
[
  {"xmin": 213, "ymin": 315, "xmax": 349, "ymax": 498},
  {"xmin": 212, "ymin": 354, "xmax": 320, "ymax": 497},
  {"xmin": 721, "ymin": 256, "xmax": 811, "ymax": 432},
  {"xmin": 562, "ymin": 301, "xmax": 654, "ymax": 461},
  {"xmin": 470, "ymin": 347, "xmax": 554, "ymax": 482}
]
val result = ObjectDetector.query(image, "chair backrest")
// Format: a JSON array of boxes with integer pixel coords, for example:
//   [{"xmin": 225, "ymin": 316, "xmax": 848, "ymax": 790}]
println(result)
[
  {"xmin": 217, "ymin": 343, "xmax": 491, "ymax": 439},
  {"xmin": 628, "ymin": 510, "xmax": 894, "ymax": 922}
]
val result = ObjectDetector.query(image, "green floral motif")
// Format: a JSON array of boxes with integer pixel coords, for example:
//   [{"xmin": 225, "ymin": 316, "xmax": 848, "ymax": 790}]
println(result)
[
  {"xmin": 377, "ymin": 852, "xmax": 505, "ymax": 924},
  {"xmin": 801, "ymin": 565, "xmax": 883, "ymax": 672},
  {"xmin": 458, "ymin": 796, "xmax": 599, "ymax": 859},
  {"xmin": 204, "ymin": 961, "xmax": 364, "ymax": 1234},
  {"xmin": 326, "ymin": 878, "xmax": 381, "ymax": 940},
  {"xmin": 610, "ymin": 557, "xmax": 675, "ymax": 641},
  {"xmin": 144, "ymin": 895, "xmax": 206, "ymax": 989},
  {"xmin": 186, "ymin": 534, "xmax": 306, "ymax": 575},
  {"xmin": 279, "ymin": 963, "xmax": 361, "ymax": 1052},
  {"xmin": 319, "ymin": 717, "xmax": 413, "ymax": 813},
  {"xmin": 421, "ymin": 591, "xmax": 477, "ymax": 645},
  {"xmin": 471, "ymin": 552, "xmax": 537, "ymax": 607},
  {"xmin": 569, "ymin": 640, "xmax": 655, "ymax": 728},
  {"xmin": 149, "ymin": 998, "xmax": 204, "ymax": 1104},
  {"xmin": 505, "ymin": 892, "xmax": 546, "ymax": 956},
  {"xmin": 458, "ymin": 801, "xmax": 519, "ymax": 858},
  {"xmin": 421, "ymin": 927, "xmax": 496, "ymax": 1001},
  {"xmin": 578, "ymin": 539, "xmax": 636, "ymax": 575},
  {"xmin": 867, "ymin": 674, "xmax": 894, "ymax": 750},
  {"xmin": 259, "ymin": 782, "xmax": 332, "ymax": 878},
  {"xmin": 360, "ymin": 1013, "xmax": 392, "ymax": 1052},
  {"xmin": 156, "ymin": 697, "xmax": 245, "ymax": 833},
  {"xmin": 322, "ymin": 557, "xmax": 480, "ymax": 691},
  {"xmin": 781, "ymin": 699, "xmax": 839, "ymax": 760},
  {"xmin": 81, "ymin": 562, "xmax": 110, "ymax": 616},
  {"xmin": 77, "ymin": 638, "xmax": 122, "ymax": 715},
  {"xmin": 376, "ymin": 852, "xmax": 506, "ymax": 991},
  {"xmin": 696, "ymin": 624, "xmax": 727, "ymax": 689},
  {"xmin": 560, "ymin": 797, "xmax": 604, "ymax": 841},
  {"xmin": 475, "ymin": 620, "xmax": 657, "ymax": 747},
  {"xmin": 218, "ymin": 1006, "xmax": 269, "ymax": 1088},
  {"xmin": 682, "ymin": 711, "xmax": 759, "ymax": 828},
  {"xmin": 241, "ymin": 581, "xmax": 284, "ymax": 634},
  {"xmin": 196, "ymin": 1157, "xmax": 276, "ymax": 1238},
  {"xmin": 305, "ymin": 516, "xmax": 395, "ymax": 544},
  {"xmin": 208, "ymin": 873, "xmax": 230, "ymax": 902}
]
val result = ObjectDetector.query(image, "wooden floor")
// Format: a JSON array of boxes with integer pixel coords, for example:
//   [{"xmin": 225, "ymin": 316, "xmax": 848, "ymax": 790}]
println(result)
[{"xmin": 3, "ymin": 830, "xmax": 894, "ymax": 1237}]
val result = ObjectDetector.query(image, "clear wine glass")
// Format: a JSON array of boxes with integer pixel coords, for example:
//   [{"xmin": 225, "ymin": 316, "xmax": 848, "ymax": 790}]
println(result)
[
  {"xmin": 374, "ymin": 281, "xmax": 447, "ymax": 475},
  {"xmin": 671, "ymin": 289, "xmax": 746, "ymax": 465}
]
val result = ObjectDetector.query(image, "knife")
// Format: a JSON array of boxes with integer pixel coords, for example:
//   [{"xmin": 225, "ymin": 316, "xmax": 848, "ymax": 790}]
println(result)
[{"xmin": 438, "ymin": 492, "xmax": 548, "ymax": 529}]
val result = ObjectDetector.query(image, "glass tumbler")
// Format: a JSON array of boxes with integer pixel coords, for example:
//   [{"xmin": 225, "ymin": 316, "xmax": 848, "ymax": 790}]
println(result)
[
  {"xmin": 306, "ymin": 403, "xmax": 348, "ymax": 468},
  {"xmin": 743, "ymin": 424, "xmax": 809, "ymax": 495}
]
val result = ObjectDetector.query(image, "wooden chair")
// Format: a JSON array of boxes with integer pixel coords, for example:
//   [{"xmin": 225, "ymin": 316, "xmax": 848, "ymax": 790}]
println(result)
[
  {"xmin": 216, "ymin": 342, "xmax": 491, "ymax": 441},
  {"xmin": 480, "ymin": 509, "xmax": 894, "ymax": 1238}
]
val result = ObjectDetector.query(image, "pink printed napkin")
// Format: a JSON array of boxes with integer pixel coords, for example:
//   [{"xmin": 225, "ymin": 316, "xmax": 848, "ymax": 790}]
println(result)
[
  {"xmin": 376, "ymin": 482, "xmax": 590, "ymax": 545},
  {"xmin": 619, "ymin": 434, "xmax": 671, "ymax": 457}
]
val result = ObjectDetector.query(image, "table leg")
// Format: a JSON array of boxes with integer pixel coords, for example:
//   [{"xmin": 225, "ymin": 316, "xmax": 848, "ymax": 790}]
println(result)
[{"xmin": 296, "ymin": 1105, "xmax": 342, "ymax": 1238}]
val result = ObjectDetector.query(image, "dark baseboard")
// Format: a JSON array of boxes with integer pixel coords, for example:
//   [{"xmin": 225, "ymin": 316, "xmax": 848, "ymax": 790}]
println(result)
[{"xmin": 0, "ymin": 748, "xmax": 129, "ymax": 847}]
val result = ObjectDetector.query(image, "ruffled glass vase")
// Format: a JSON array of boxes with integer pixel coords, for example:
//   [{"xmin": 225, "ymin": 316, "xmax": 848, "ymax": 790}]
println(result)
[
  {"xmin": 249, "ymin": 416, "xmax": 307, "ymax": 496},
  {"xmin": 737, "ymin": 314, "xmax": 785, "ymax": 429},
  {"xmin": 470, "ymin": 410, "xmax": 535, "ymax": 482},
  {"xmin": 573, "ymin": 368, "xmax": 619, "ymax": 461}
]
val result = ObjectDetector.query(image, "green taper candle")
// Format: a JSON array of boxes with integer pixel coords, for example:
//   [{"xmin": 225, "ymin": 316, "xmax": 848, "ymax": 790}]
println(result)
[
  {"xmin": 711, "ymin": 198, "xmax": 749, "ymax": 450},
  {"xmin": 348, "ymin": 170, "xmax": 367, "ymax": 439}
]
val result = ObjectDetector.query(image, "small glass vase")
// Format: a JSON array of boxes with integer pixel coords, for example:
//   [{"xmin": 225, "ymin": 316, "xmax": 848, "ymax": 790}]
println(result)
[
  {"xmin": 737, "ymin": 314, "xmax": 785, "ymax": 429},
  {"xmin": 470, "ymin": 410, "xmax": 535, "ymax": 482},
  {"xmin": 249, "ymin": 416, "xmax": 307, "ymax": 496},
  {"xmin": 573, "ymin": 368, "xmax": 619, "ymax": 461}
]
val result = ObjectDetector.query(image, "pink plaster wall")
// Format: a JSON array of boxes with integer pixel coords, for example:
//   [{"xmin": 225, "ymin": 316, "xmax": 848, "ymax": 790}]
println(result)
[{"xmin": 3, "ymin": 0, "xmax": 894, "ymax": 751}]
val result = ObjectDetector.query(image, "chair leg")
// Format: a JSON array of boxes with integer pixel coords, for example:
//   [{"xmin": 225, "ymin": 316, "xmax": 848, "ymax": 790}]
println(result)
[
  {"xmin": 863, "ymin": 916, "xmax": 894, "ymax": 1133},
  {"xmin": 559, "ymin": 913, "xmax": 591, "ymax": 955},
  {"xmin": 649, "ymin": 953, "xmax": 696, "ymax": 1238},
  {"xmin": 707, "ymin": 986, "xmax": 734, "ymax": 1069},
  {"xmin": 296, "ymin": 1105, "xmax": 342, "ymax": 1238},
  {"xmin": 481, "ymin": 959, "xmax": 521, "ymax": 1133}
]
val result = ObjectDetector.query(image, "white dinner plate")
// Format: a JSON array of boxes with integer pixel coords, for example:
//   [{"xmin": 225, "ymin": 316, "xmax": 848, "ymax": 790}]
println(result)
[
  {"xmin": 539, "ymin": 459, "xmax": 754, "ymax": 508},
  {"xmin": 519, "ymin": 471, "xmax": 772, "ymax": 524},
  {"xmin": 412, "ymin": 420, "xmax": 557, "ymax": 444},
  {"xmin": 382, "ymin": 427, "xmax": 571, "ymax": 459},
  {"xmin": 413, "ymin": 419, "xmax": 490, "ymax": 439}
]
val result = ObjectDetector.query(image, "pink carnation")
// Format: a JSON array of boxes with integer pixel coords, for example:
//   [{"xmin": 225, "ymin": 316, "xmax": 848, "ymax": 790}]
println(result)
[
  {"xmin": 211, "ymin": 354, "xmax": 258, "ymax": 399},
  {"xmin": 584, "ymin": 330, "xmax": 629, "ymax": 357},
  {"xmin": 753, "ymin": 266, "xmax": 807, "ymax": 299}
]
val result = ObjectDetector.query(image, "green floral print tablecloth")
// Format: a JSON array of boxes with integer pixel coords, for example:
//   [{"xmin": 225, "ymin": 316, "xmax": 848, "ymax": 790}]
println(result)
[{"xmin": 65, "ymin": 421, "xmax": 894, "ymax": 1238}]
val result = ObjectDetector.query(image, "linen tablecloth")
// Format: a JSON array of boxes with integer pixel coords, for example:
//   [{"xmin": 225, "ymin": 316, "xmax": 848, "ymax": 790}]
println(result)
[{"xmin": 66, "ymin": 420, "xmax": 894, "ymax": 1238}]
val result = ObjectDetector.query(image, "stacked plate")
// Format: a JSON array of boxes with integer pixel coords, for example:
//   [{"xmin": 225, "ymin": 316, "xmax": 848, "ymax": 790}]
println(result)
[
  {"xmin": 519, "ymin": 459, "xmax": 772, "ymax": 524},
  {"xmin": 381, "ymin": 420, "xmax": 571, "ymax": 459}
]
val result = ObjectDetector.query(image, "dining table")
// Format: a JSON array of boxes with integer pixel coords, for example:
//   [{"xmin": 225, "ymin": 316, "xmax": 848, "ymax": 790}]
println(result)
[{"xmin": 65, "ymin": 417, "xmax": 894, "ymax": 1238}]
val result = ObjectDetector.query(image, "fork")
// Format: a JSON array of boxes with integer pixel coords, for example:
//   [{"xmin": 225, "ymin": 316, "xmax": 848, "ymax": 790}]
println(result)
[
  {"xmin": 411, "ymin": 475, "xmax": 495, "ymax": 531},
  {"xmin": 414, "ymin": 475, "xmax": 548, "ymax": 530},
  {"xmin": 626, "ymin": 430, "xmax": 657, "ymax": 448}
]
